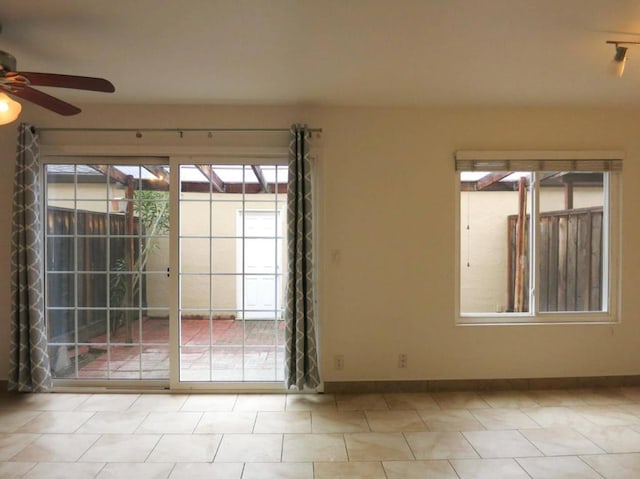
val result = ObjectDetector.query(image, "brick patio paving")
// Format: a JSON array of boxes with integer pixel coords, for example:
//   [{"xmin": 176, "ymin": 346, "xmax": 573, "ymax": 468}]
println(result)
[{"xmin": 61, "ymin": 318, "xmax": 285, "ymax": 382}]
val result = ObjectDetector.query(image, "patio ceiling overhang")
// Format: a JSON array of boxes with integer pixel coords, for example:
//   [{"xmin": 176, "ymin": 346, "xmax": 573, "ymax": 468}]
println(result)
[
  {"xmin": 460, "ymin": 171, "xmax": 604, "ymax": 191},
  {"xmin": 46, "ymin": 164, "xmax": 288, "ymax": 194}
]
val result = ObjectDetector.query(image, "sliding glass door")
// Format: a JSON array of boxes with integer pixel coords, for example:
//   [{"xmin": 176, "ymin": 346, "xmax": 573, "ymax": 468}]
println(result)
[{"xmin": 44, "ymin": 158, "xmax": 288, "ymax": 387}]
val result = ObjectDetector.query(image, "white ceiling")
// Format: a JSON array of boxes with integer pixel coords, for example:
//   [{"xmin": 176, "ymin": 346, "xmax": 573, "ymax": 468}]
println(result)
[{"xmin": 2, "ymin": 0, "xmax": 640, "ymax": 108}]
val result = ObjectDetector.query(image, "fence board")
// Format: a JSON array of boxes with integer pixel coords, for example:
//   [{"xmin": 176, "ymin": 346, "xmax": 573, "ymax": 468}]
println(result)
[
  {"xmin": 508, "ymin": 207, "xmax": 603, "ymax": 313},
  {"xmin": 47, "ymin": 206, "xmax": 142, "ymax": 343}
]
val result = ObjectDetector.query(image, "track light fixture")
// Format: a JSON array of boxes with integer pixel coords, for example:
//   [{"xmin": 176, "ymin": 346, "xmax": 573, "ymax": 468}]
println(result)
[{"xmin": 606, "ymin": 40, "xmax": 640, "ymax": 77}]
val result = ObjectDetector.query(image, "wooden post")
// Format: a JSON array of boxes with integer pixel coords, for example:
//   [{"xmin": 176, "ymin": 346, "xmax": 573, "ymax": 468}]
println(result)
[
  {"xmin": 564, "ymin": 179, "xmax": 574, "ymax": 210},
  {"xmin": 514, "ymin": 177, "xmax": 528, "ymax": 312},
  {"xmin": 125, "ymin": 175, "xmax": 135, "ymax": 343}
]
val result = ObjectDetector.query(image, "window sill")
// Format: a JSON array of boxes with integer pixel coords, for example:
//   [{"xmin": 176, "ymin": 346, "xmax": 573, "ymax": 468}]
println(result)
[{"xmin": 457, "ymin": 312, "xmax": 618, "ymax": 326}]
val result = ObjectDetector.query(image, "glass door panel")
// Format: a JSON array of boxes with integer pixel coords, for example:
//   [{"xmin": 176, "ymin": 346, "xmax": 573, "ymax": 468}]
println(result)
[
  {"xmin": 45, "ymin": 162, "xmax": 170, "ymax": 381},
  {"xmin": 178, "ymin": 163, "xmax": 287, "ymax": 383}
]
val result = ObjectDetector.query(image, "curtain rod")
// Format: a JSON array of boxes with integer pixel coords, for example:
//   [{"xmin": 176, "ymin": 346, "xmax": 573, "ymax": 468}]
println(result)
[{"xmin": 37, "ymin": 127, "xmax": 322, "ymax": 133}]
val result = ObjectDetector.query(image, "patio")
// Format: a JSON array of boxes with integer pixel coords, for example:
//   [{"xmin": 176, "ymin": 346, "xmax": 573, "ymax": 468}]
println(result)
[{"xmin": 62, "ymin": 318, "xmax": 286, "ymax": 382}]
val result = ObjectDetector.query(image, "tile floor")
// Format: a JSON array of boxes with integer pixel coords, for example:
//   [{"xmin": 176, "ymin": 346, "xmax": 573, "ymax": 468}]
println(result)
[{"xmin": 2, "ymin": 387, "xmax": 640, "ymax": 477}]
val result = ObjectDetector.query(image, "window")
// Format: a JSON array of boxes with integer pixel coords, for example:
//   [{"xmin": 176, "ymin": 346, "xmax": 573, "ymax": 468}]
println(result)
[{"xmin": 456, "ymin": 151, "xmax": 621, "ymax": 323}]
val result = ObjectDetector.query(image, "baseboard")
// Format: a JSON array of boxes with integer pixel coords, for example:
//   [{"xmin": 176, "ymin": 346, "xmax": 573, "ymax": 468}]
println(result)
[{"xmin": 323, "ymin": 375, "xmax": 640, "ymax": 393}]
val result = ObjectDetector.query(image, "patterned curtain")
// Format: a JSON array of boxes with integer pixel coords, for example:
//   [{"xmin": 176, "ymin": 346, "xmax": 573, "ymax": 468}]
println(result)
[
  {"xmin": 9, "ymin": 124, "xmax": 51, "ymax": 392},
  {"xmin": 285, "ymin": 124, "xmax": 320, "ymax": 390}
]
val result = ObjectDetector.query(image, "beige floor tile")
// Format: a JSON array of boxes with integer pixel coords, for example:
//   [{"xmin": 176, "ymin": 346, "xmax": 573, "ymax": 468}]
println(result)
[
  {"xmin": 0, "ymin": 410, "xmax": 42, "ymax": 433},
  {"xmin": 0, "ymin": 461, "xmax": 35, "ymax": 478},
  {"xmin": 519, "ymin": 427, "xmax": 604, "ymax": 456},
  {"xmin": 383, "ymin": 460, "xmax": 459, "ymax": 479},
  {"xmin": 462, "ymin": 430, "xmax": 543, "ymax": 458},
  {"xmin": 168, "ymin": 462, "xmax": 243, "ymax": 479},
  {"xmin": 17, "ymin": 411, "xmax": 95, "ymax": 433},
  {"xmin": 344, "ymin": 432, "xmax": 414, "ymax": 461},
  {"xmin": 471, "ymin": 408, "xmax": 540, "ymax": 430},
  {"xmin": 431, "ymin": 392, "xmax": 491, "ymax": 410},
  {"xmin": 620, "ymin": 387, "xmax": 640, "ymax": 402},
  {"xmin": 282, "ymin": 433, "xmax": 347, "ymax": 462},
  {"xmin": 478, "ymin": 391, "xmax": 539, "ymax": 409},
  {"xmin": 404, "ymin": 431, "xmax": 479, "ymax": 460},
  {"xmin": 617, "ymin": 403, "xmax": 640, "ymax": 417},
  {"xmin": 365, "ymin": 410, "xmax": 426, "ymax": 432},
  {"xmin": 135, "ymin": 411, "xmax": 203, "ymax": 434},
  {"xmin": 194, "ymin": 411, "xmax": 256, "ymax": 433},
  {"xmin": 311, "ymin": 411, "xmax": 370, "ymax": 433},
  {"xmin": 76, "ymin": 394, "xmax": 140, "ymax": 411},
  {"xmin": 314, "ymin": 461, "xmax": 387, "ymax": 479},
  {"xmin": 76, "ymin": 410, "xmax": 149, "ymax": 434},
  {"xmin": 418, "ymin": 409, "xmax": 485, "ymax": 431},
  {"xmin": 0, "ymin": 433, "xmax": 40, "ymax": 461},
  {"xmin": 95, "ymin": 462, "xmax": 174, "ymax": 479},
  {"xmin": 522, "ymin": 406, "xmax": 594, "ymax": 428},
  {"xmin": 242, "ymin": 462, "xmax": 314, "ymax": 479},
  {"xmin": 80, "ymin": 433, "xmax": 161, "ymax": 462},
  {"xmin": 581, "ymin": 452, "xmax": 640, "ymax": 479},
  {"xmin": 286, "ymin": 394, "xmax": 337, "ymax": 411},
  {"xmin": 526, "ymin": 390, "xmax": 587, "ymax": 407},
  {"xmin": 233, "ymin": 394, "xmax": 286, "ymax": 412},
  {"xmin": 254, "ymin": 411, "xmax": 311, "ymax": 433},
  {"xmin": 12, "ymin": 433, "xmax": 99, "ymax": 462},
  {"xmin": 180, "ymin": 394, "xmax": 237, "ymax": 412},
  {"xmin": 516, "ymin": 456, "xmax": 603, "ymax": 479},
  {"xmin": 574, "ymin": 424, "xmax": 640, "ymax": 453},
  {"xmin": 450, "ymin": 458, "xmax": 531, "ymax": 478},
  {"xmin": 24, "ymin": 462, "xmax": 105, "ymax": 479},
  {"xmin": 215, "ymin": 433, "xmax": 282, "ymax": 462},
  {"xmin": 147, "ymin": 433, "xmax": 221, "ymax": 462},
  {"xmin": 128, "ymin": 394, "xmax": 189, "ymax": 412},
  {"xmin": 336, "ymin": 394, "xmax": 389, "ymax": 411},
  {"xmin": 577, "ymin": 388, "xmax": 633, "ymax": 406},
  {"xmin": 573, "ymin": 405, "xmax": 640, "ymax": 426},
  {"xmin": 383, "ymin": 393, "xmax": 440, "ymax": 410},
  {"xmin": 16, "ymin": 393, "xmax": 90, "ymax": 411}
]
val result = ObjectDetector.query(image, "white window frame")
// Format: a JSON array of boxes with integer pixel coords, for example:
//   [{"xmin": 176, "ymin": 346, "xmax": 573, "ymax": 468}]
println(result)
[{"xmin": 455, "ymin": 150, "xmax": 622, "ymax": 325}]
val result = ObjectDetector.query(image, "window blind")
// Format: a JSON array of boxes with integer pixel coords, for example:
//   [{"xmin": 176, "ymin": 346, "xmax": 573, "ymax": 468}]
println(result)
[{"xmin": 455, "ymin": 151, "xmax": 623, "ymax": 172}]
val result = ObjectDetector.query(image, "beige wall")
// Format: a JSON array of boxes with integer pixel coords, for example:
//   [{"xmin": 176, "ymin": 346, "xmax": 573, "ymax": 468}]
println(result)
[
  {"xmin": 1, "ymin": 104, "xmax": 640, "ymax": 383},
  {"xmin": 177, "ymin": 192, "xmax": 286, "ymax": 313}
]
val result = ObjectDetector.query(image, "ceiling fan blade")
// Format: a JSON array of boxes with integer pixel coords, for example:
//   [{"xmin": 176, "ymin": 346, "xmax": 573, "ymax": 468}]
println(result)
[
  {"xmin": 7, "ymin": 71, "xmax": 115, "ymax": 92},
  {"xmin": 7, "ymin": 85, "xmax": 81, "ymax": 115}
]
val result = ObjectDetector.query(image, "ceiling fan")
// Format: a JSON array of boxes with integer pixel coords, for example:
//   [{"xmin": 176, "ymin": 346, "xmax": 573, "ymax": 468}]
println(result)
[{"xmin": 0, "ymin": 48, "xmax": 115, "ymax": 118}]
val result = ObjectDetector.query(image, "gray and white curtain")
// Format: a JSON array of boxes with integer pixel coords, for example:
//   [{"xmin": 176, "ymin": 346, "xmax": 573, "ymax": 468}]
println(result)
[
  {"xmin": 285, "ymin": 124, "xmax": 320, "ymax": 390},
  {"xmin": 9, "ymin": 123, "xmax": 51, "ymax": 392}
]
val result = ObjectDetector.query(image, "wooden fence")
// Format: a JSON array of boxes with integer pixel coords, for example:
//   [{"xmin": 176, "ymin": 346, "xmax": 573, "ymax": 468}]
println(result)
[
  {"xmin": 507, "ymin": 206, "xmax": 603, "ymax": 312},
  {"xmin": 47, "ymin": 206, "xmax": 143, "ymax": 343}
]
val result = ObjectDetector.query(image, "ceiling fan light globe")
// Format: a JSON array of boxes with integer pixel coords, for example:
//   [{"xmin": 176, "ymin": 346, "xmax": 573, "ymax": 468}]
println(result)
[{"xmin": 0, "ymin": 92, "xmax": 21, "ymax": 125}]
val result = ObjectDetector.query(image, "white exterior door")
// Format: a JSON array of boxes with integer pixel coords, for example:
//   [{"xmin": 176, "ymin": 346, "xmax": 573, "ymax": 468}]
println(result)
[{"xmin": 237, "ymin": 210, "xmax": 282, "ymax": 319}]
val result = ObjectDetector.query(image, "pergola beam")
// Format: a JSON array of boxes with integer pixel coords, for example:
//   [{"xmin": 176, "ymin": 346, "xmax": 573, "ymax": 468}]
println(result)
[
  {"xmin": 475, "ymin": 172, "xmax": 512, "ymax": 190},
  {"xmin": 251, "ymin": 165, "xmax": 270, "ymax": 193},
  {"xmin": 195, "ymin": 165, "xmax": 226, "ymax": 193},
  {"xmin": 89, "ymin": 164, "xmax": 129, "ymax": 185},
  {"xmin": 143, "ymin": 165, "xmax": 170, "ymax": 184}
]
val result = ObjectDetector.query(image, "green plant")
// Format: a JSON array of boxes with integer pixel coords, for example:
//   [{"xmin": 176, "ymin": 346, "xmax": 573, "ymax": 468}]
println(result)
[{"xmin": 110, "ymin": 190, "xmax": 169, "ymax": 341}]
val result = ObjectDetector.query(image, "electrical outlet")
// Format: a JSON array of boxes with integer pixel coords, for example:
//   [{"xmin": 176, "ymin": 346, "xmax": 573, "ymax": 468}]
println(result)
[
  {"xmin": 334, "ymin": 354, "xmax": 345, "ymax": 370},
  {"xmin": 398, "ymin": 354, "xmax": 408, "ymax": 368}
]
